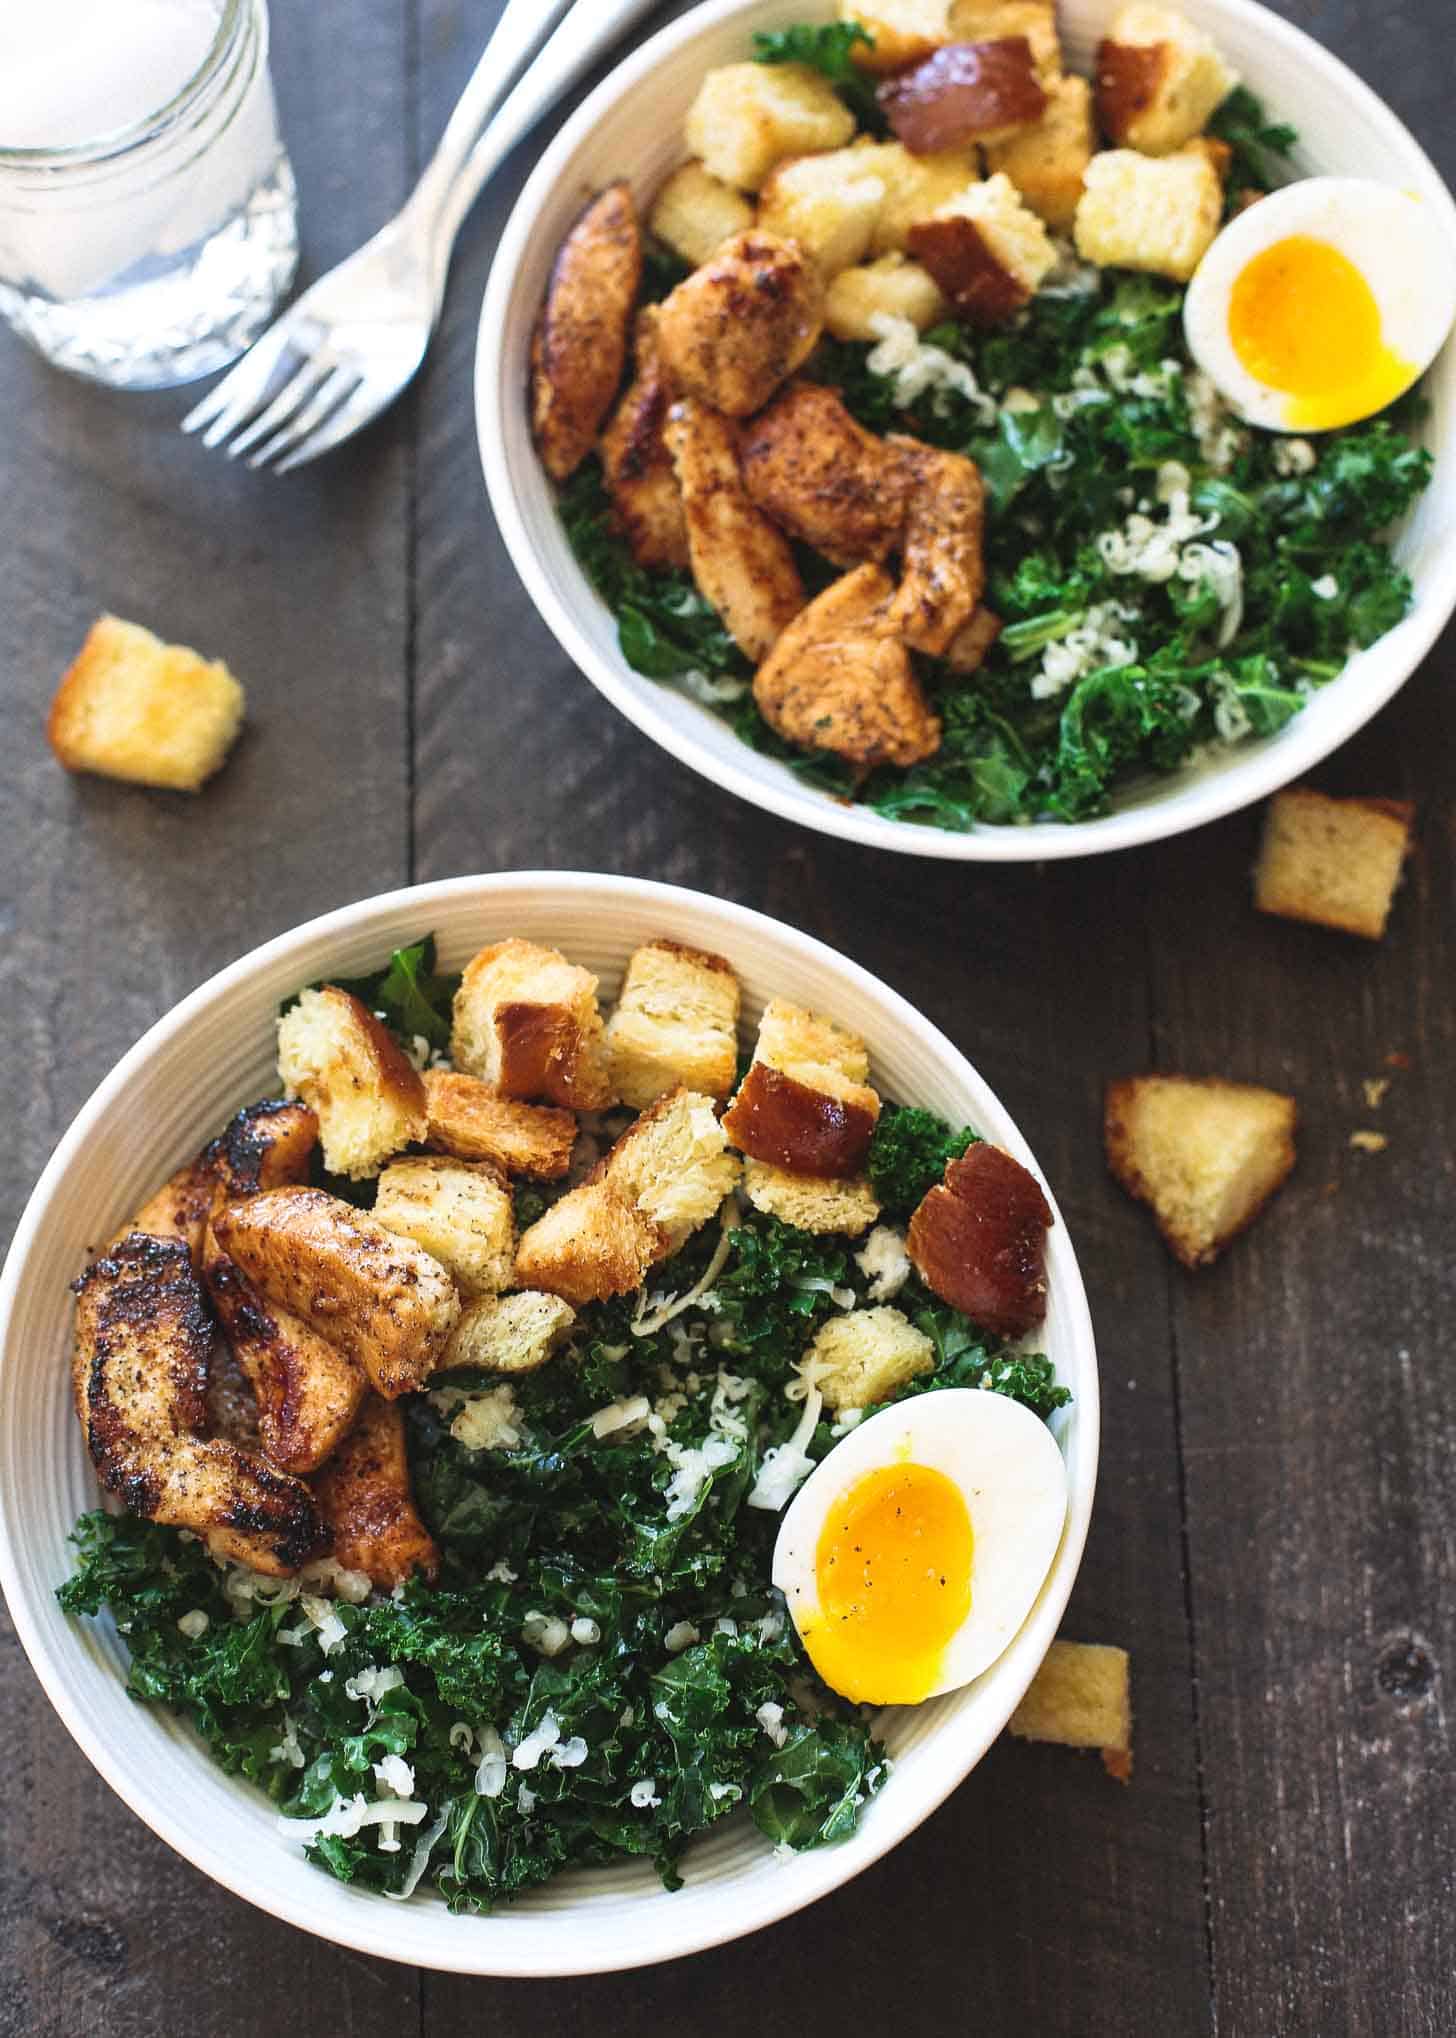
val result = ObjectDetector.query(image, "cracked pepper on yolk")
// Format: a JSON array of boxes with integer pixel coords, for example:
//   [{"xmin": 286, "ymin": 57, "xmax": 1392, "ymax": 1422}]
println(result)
[
  {"xmin": 1228, "ymin": 234, "xmax": 1414, "ymax": 430},
  {"xmin": 799, "ymin": 1462, "xmax": 974, "ymax": 1705}
]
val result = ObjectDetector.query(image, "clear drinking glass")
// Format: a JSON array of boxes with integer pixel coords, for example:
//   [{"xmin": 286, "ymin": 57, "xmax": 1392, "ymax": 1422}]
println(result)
[{"xmin": 0, "ymin": 0, "xmax": 299, "ymax": 388}]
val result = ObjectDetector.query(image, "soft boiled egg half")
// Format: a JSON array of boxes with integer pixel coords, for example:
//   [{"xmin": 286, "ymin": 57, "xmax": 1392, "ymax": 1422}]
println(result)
[
  {"xmin": 1184, "ymin": 177, "xmax": 1456, "ymax": 433},
  {"xmin": 771, "ymin": 1389, "xmax": 1067, "ymax": 1708}
]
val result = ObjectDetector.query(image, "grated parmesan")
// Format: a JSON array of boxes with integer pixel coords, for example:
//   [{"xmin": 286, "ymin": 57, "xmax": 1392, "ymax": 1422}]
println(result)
[
  {"xmin": 866, "ymin": 313, "xmax": 997, "ymax": 422},
  {"xmin": 854, "ymin": 1225, "xmax": 912, "ymax": 1302}
]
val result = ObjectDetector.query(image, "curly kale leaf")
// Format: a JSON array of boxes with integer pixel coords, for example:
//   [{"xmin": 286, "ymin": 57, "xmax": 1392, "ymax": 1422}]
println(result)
[
  {"xmin": 865, "ymin": 1103, "xmax": 978, "ymax": 1213},
  {"xmin": 709, "ymin": 1214, "xmax": 857, "ymax": 1371},
  {"xmin": 752, "ymin": 21, "xmax": 882, "ymax": 128},
  {"xmin": 895, "ymin": 1281, "xmax": 1071, "ymax": 1420},
  {"xmin": 749, "ymin": 1719, "xmax": 885, "ymax": 1848},
  {"xmin": 1207, "ymin": 85, "xmax": 1296, "ymax": 208},
  {"xmin": 327, "ymin": 934, "xmax": 460, "ymax": 1052}
]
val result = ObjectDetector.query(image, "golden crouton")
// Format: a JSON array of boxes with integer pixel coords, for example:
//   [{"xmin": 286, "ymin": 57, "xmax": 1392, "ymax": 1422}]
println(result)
[
  {"xmin": 373, "ymin": 1156, "xmax": 515, "ymax": 1301},
  {"xmin": 880, "ymin": 39, "xmax": 1048, "ymax": 154},
  {"xmin": 603, "ymin": 1087, "xmax": 741, "ymax": 1252},
  {"xmin": 423, "ymin": 1070, "xmax": 576, "ymax": 1179},
  {"xmin": 605, "ymin": 940, "xmax": 742, "ymax": 1108},
  {"xmin": 753, "ymin": 563, "xmax": 942, "ymax": 772},
  {"xmin": 726, "ymin": 990, "xmax": 882, "ymax": 1179},
  {"xmin": 665, "ymin": 395, "xmax": 807, "ymax": 661},
  {"xmin": 1253, "ymin": 788, "xmax": 1415, "ymax": 941},
  {"xmin": 802, "ymin": 1306, "xmax": 934, "ymax": 1409},
  {"xmin": 838, "ymin": 0, "xmax": 953, "ymax": 73},
  {"xmin": 909, "ymin": 171, "xmax": 1057, "ymax": 323},
  {"xmin": 530, "ymin": 182, "xmax": 642, "ymax": 483},
  {"xmin": 47, "ymin": 614, "xmax": 244, "ymax": 794},
  {"xmin": 757, "ymin": 149, "xmax": 888, "ymax": 279},
  {"xmin": 513, "ymin": 1177, "xmax": 665, "ymax": 1307},
  {"xmin": 1095, "ymin": 2, "xmax": 1238, "ymax": 155},
  {"xmin": 657, "ymin": 231, "xmax": 824, "ymax": 419},
  {"xmin": 444, "ymin": 1289, "xmax": 577, "ymax": 1374},
  {"xmin": 1105, "ymin": 1075, "xmax": 1297, "ymax": 1269},
  {"xmin": 276, "ymin": 985, "xmax": 426, "ymax": 1181},
  {"xmin": 984, "ymin": 74, "xmax": 1095, "ymax": 230},
  {"xmin": 947, "ymin": 1, "xmax": 1062, "ymax": 79},
  {"xmin": 860, "ymin": 142, "xmax": 980, "ymax": 257},
  {"xmin": 1074, "ymin": 146, "xmax": 1223, "ymax": 283},
  {"xmin": 756, "ymin": 996, "xmax": 871, "ymax": 1085},
  {"xmin": 649, "ymin": 161, "xmax": 756, "ymax": 271},
  {"xmin": 451, "ymin": 938, "xmax": 614, "ymax": 1112},
  {"xmin": 684, "ymin": 62, "xmax": 855, "ymax": 193},
  {"xmin": 1008, "ymin": 1641, "xmax": 1133, "ymax": 1781},
  {"xmin": 825, "ymin": 254, "xmax": 948, "ymax": 339},
  {"xmin": 742, "ymin": 1160, "xmax": 882, "ymax": 1236}
]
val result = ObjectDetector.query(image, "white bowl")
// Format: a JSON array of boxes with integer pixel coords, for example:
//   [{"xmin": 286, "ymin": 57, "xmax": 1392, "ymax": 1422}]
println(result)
[
  {"xmin": 477, "ymin": 0, "xmax": 1456, "ymax": 862},
  {"xmin": 0, "ymin": 872, "xmax": 1098, "ymax": 1975}
]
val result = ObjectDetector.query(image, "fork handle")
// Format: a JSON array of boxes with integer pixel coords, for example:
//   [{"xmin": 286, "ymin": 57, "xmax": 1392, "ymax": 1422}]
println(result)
[{"xmin": 408, "ymin": 0, "xmax": 668, "ymax": 300}]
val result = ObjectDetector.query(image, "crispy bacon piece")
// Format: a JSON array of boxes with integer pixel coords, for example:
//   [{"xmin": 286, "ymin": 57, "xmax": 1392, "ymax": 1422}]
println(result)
[
  {"xmin": 907, "ymin": 1142, "xmax": 1053, "ymax": 1335},
  {"xmin": 722, "ymin": 1063, "xmax": 878, "ymax": 1178},
  {"xmin": 878, "ymin": 39, "xmax": 1047, "ymax": 154}
]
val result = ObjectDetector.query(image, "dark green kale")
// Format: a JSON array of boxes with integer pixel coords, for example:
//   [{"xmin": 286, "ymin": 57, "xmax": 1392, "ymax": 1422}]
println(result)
[
  {"xmin": 1207, "ymin": 85, "xmax": 1297, "ymax": 209},
  {"xmin": 893, "ymin": 1278, "xmax": 1070, "ymax": 1421},
  {"xmin": 866, "ymin": 1104, "xmax": 978, "ymax": 1213},
  {"xmin": 322, "ymin": 935, "xmax": 460, "ymax": 1052},
  {"xmin": 752, "ymin": 21, "xmax": 883, "ymax": 129}
]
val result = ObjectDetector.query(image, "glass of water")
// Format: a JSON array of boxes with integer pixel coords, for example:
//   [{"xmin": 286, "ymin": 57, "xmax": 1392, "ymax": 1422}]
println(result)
[{"xmin": 0, "ymin": 0, "xmax": 299, "ymax": 388}]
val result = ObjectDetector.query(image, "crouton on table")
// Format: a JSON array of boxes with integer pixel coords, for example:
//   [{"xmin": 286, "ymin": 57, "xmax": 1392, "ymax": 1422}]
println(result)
[
  {"xmin": 880, "ymin": 38, "xmax": 1048, "ymax": 154},
  {"xmin": 1095, "ymin": 2, "xmax": 1237, "ymax": 155},
  {"xmin": 803, "ymin": 1306, "xmax": 935, "ymax": 1409},
  {"xmin": 1009, "ymin": 1640, "xmax": 1134, "ymax": 1781},
  {"xmin": 838, "ymin": 0, "xmax": 956, "ymax": 75},
  {"xmin": 1253, "ymin": 788, "xmax": 1415, "ymax": 941},
  {"xmin": 861, "ymin": 140, "xmax": 980, "ymax": 256},
  {"xmin": 47, "ymin": 614, "xmax": 245, "ymax": 793},
  {"xmin": 451, "ymin": 938, "xmax": 614, "ymax": 1111},
  {"xmin": 605, "ymin": 939, "xmax": 741, "ymax": 1108},
  {"xmin": 947, "ymin": 1, "xmax": 1062, "ymax": 80},
  {"xmin": 1105, "ymin": 1075, "xmax": 1297, "ymax": 1268},
  {"xmin": 277, "ymin": 985, "xmax": 427, "ymax": 1181}
]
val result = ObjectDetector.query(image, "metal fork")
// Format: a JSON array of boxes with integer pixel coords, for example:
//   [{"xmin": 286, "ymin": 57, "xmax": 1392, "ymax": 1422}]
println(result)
[{"xmin": 182, "ymin": 0, "xmax": 663, "ymax": 473}]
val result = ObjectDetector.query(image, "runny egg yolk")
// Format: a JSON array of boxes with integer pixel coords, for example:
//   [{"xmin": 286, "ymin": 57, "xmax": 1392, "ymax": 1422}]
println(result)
[
  {"xmin": 1228, "ymin": 234, "xmax": 1414, "ymax": 430},
  {"xmin": 800, "ymin": 1462, "xmax": 974, "ymax": 1705}
]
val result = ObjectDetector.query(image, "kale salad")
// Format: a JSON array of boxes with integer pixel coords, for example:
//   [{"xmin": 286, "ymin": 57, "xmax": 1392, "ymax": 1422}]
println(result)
[
  {"xmin": 552, "ymin": 25, "xmax": 1434, "ymax": 831},
  {"xmin": 59, "ymin": 939, "xmax": 1069, "ymax": 1913}
]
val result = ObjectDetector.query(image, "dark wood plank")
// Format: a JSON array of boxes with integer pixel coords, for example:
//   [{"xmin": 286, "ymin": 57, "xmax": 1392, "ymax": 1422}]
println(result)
[{"xmin": 0, "ymin": 4, "xmax": 420, "ymax": 2030}]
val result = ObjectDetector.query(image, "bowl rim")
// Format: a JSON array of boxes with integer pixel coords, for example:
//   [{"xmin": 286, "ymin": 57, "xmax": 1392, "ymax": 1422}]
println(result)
[
  {"xmin": 0, "ymin": 871, "xmax": 1099, "ymax": 1975},
  {"xmin": 476, "ymin": 0, "xmax": 1456, "ymax": 863}
]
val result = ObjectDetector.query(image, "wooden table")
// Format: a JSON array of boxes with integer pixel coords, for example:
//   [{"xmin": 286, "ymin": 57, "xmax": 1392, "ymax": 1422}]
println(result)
[{"xmin": 2, "ymin": 4, "xmax": 1451, "ymax": 2031}]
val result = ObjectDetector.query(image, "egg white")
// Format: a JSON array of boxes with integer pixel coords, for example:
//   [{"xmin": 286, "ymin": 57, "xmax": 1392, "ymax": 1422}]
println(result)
[
  {"xmin": 771, "ymin": 1387, "xmax": 1068, "ymax": 1704},
  {"xmin": 1183, "ymin": 177, "xmax": 1456, "ymax": 432}
]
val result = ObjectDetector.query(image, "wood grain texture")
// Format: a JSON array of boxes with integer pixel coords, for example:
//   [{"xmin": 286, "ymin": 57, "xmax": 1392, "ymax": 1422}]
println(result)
[{"xmin": 0, "ymin": 0, "xmax": 1452, "ymax": 2030}]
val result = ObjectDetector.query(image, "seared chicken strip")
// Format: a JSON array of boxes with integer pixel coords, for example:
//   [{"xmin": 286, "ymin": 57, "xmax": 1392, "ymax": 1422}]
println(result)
[
  {"xmin": 656, "ymin": 230, "xmax": 823, "ymax": 418},
  {"xmin": 531, "ymin": 181, "xmax": 642, "ymax": 483},
  {"xmin": 71, "ymin": 1233, "xmax": 329, "ymax": 1576},
  {"xmin": 211, "ymin": 1187, "xmax": 460, "ymax": 1399},
  {"xmin": 754, "ymin": 563, "xmax": 942, "ymax": 771},
  {"xmin": 112, "ymin": 1098, "xmax": 319, "ymax": 1267},
  {"xmin": 600, "ymin": 308, "xmax": 690, "ymax": 570},
  {"xmin": 882, "ymin": 438, "xmax": 987, "ymax": 656},
  {"xmin": 664, "ymin": 397, "xmax": 805, "ymax": 661},
  {"xmin": 941, "ymin": 604, "xmax": 1002, "ymax": 673},
  {"xmin": 740, "ymin": 383, "xmax": 910, "ymax": 568},
  {"xmin": 124, "ymin": 1160, "xmax": 217, "ymax": 1265},
  {"xmin": 202, "ymin": 1233, "xmax": 369, "ymax": 1473},
  {"xmin": 311, "ymin": 1394, "xmax": 439, "ymax": 1590}
]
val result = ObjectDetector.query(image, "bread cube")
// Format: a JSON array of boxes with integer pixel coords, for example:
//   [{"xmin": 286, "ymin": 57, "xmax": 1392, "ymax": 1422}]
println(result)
[
  {"xmin": 1105, "ymin": 1075, "xmax": 1297, "ymax": 1268},
  {"xmin": 1095, "ymin": 2, "xmax": 1238, "ymax": 155},
  {"xmin": 1253, "ymin": 788, "xmax": 1415, "ymax": 941},
  {"xmin": 907, "ymin": 1141, "xmax": 1052, "ymax": 1336},
  {"xmin": 947, "ymin": 1, "xmax": 1062, "ymax": 81},
  {"xmin": 742, "ymin": 1160, "xmax": 881, "ymax": 1236},
  {"xmin": 451, "ymin": 937, "xmax": 614, "ymax": 1111},
  {"xmin": 605, "ymin": 939, "xmax": 741, "ymax": 1108},
  {"xmin": 825, "ymin": 254, "xmax": 948, "ymax": 339},
  {"xmin": 757, "ymin": 149, "xmax": 888, "ymax": 278},
  {"xmin": 837, "ymin": 0, "xmax": 954, "ymax": 73},
  {"xmin": 373, "ymin": 1156, "xmax": 514, "ymax": 1301},
  {"xmin": 861, "ymin": 140, "xmax": 980, "ymax": 256},
  {"xmin": 423, "ymin": 1069, "xmax": 576, "ymax": 1179},
  {"xmin": 47, "ymin": 614, "xmax": 244, "ymax": 794},
  {"xmin": 984, "ymin": 73, "xmax": 1095, "ymax": 229},
  {"xmin": 649, "ymin": 161, "xmax": 756, "ymax": 270},
  {"xmin": 1008, "ymin": 1641, "xmax": 1133, "ymax": 1780},
  {"xmin": 276, "ymin": 986, "xmax": 426, "ymax": 1181},
  {"xmin": 513, "ymin": 1177, "xmax": 664, "ymax": 1306},
  {"xmin": 444, "ymin": 1289, "xmax": 576, "ymax": 1375},
  {"xmin": 756, "ymin": 996, "xmax": 872, "ymax": 1086},
  {"xmin": 684, "ymin": 61, "xmax": 855, "ymax": 192},
  {"xmin": 1074, "ymin": 145, "xmax": 1222, "ymax": 282},
  {"xmin": 880, "ymin": 39, "xmax": 1048, "ymax": 153},
  {"xmin": 604, "ymin": 1087, "xmax": 741, "ymax": 1252},
  {"xmin": 909, "ymin": 170, "xmax": 1056, "ymax": 323},
  {"xmin": 802, "ymin": 1306, "xmax": 935, "ymax": 1409}
]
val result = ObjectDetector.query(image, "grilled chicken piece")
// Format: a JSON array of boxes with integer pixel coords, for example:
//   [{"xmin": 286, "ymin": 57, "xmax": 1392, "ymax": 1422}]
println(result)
[
  {"xmin": 941, "ymin": 604, "xmax": 1002, "ymax": 673},
  {"xmin": 600, "ymin": 308, "xmax": 690, "ymax": 570},
  {"xmin": 740, "ymin": 383, "xmax": 910, "ymax": 568},
  {"xmin": 124, "ymin": 1161, "xmax": 217, "ymax": 1265},
  {"xmin": 211, "ymin": 1186, "xmax": 461, "ymax": 1399},
  {"xmin": 311, "ymin": 1394, "xmax": 439, "ymax": 1590},
  {"xmin": 664, "ymin": 396, "xmax": 805, "ymax": 660},
  {"xmin": 202, "ymin": 1233, "xmax": 369, "ymax": 1473},
  {"xmin": 882, "ymin": 437, "xmax": 987, "ymax": 655},
  {"xmin": 656, "ymin": 230, "xmax": 824, "ymax": 418},
  {"xmin": 112, "ymin": 1099, "xmax": 319, "ymax": 1267},
  {"xmin": 531, "ymin": 181, "xmax": 642, "ymax": 482},
  {"xmin": 71, "ymin": 1233, "xmax": 329, "ymax": 1575},
  {"xmin": 753, "ymin": 563, "xmax": 941, "ymax": 771}
]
